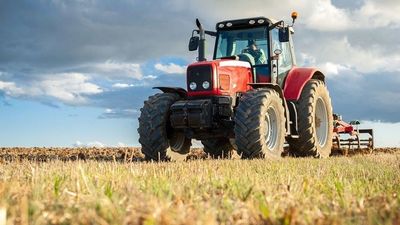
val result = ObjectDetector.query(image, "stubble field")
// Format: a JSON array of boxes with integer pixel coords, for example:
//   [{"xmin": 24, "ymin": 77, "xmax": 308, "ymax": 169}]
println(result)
[{"xmin": 0, "ymin": 147, "xmax": 399, "ymax": 225}]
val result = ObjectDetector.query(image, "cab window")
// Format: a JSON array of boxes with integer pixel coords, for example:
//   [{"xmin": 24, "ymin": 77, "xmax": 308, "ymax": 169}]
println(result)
[{"xmin": 271, "ymin": 28, "xmax": 293, "ymax": 69}]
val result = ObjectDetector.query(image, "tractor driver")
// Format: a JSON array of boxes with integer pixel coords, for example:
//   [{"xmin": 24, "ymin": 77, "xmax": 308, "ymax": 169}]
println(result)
[{"xmin": 241, "ymin": 40, "xmax": 266, "ymax": 65}]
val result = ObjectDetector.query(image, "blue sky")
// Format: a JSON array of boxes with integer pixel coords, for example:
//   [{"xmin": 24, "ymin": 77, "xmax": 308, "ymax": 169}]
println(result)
[{"xmin": 0, "ymin": 0, "xmax": 399, "ymax": 147}]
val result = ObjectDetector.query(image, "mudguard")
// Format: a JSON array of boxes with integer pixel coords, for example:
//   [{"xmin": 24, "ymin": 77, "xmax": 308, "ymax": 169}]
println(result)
[
  {"xmin": 283, "ymin": 67, "xmax": 325, "ymax": 101},
  {"xmin": 153, "ymin": 87, "xmax": 187, "ymax": 98}
]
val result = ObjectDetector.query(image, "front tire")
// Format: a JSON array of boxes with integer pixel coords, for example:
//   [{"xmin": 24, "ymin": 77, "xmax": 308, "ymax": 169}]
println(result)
[
  {"xmin": 234, "ymin": 89, "xmax": 286, "ymax": 159},
  {"xmin": 201, "ymin": 138, "xmax": 234, "ymax": 159},
  {"xmin": 288, "ymin": 79, "xmax": 333, "ymax": 158},
  {"xmin": 138, "ymin": 93, "xmax": 191, "ymax": 161}
]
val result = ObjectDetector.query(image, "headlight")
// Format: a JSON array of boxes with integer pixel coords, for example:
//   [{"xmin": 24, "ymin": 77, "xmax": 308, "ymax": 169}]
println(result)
[
  {"xmin": 189, "ymin": 82, "xmax": 197, "ymax": 90},
  {"xmin": 202, "ymin": 81, "xmax": 210, "ymax": 89}
]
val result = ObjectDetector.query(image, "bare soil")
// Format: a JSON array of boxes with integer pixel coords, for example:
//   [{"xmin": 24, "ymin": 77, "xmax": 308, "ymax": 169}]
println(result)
[{"xmin": 0, "ymin": 147, "xmax": 398, "ymax": 162}]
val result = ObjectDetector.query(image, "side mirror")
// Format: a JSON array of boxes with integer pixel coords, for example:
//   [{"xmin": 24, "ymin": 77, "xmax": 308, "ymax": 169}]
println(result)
[
  {"xmin": 273, "ymin": 49, "xmax": 282, "ymax": 55},
  {"xmin": 188, "ymin": 36, "xmax": 199, "ymax": 51},
  {"xmin": 279, "ymin": 27, "xmax": 290, "ymax": 42},
  {"xmin": 272, "ymin": 49, "xmax": 282, "ymax": 60}
]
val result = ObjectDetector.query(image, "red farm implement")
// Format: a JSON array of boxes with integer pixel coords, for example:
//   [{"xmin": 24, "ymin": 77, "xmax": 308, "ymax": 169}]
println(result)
[{"xmin": 333, "ymin": 114, "xmax": 374, "ymax": 152}]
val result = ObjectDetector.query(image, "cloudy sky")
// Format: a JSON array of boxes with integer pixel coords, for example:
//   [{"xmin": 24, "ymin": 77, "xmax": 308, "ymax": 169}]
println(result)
[{"xmin": 0, "ymin": 0, "xmax": 399, "ymax": 147}]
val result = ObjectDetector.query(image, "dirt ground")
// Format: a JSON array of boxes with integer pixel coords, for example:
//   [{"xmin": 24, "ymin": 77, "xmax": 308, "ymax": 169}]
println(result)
[{"xmin": 0, "ymin": 147, "xmax": 398, "ymax": 162}]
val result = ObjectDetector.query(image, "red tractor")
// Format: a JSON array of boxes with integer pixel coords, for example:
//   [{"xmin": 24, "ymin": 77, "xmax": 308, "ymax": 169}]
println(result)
[{"xmin": 138, "ymin": 13, "xmax": 335, "ymax": 161}]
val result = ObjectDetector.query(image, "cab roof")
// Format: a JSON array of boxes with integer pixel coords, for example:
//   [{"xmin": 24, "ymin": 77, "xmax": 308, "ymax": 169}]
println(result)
[{"xmin": 216, "ymin": 17, "xmax": 279, "ymax": 30}]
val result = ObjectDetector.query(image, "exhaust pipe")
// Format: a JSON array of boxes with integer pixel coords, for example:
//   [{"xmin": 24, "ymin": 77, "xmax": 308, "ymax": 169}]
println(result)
[{"xmin": 196, "ymin": 19, "xmax": 206, "ymax": 62}]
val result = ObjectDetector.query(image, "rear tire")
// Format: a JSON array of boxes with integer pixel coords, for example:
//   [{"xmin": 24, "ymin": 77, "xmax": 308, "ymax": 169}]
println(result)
[
  {"xmin": 201, "ymin": 138, "xmax": 234, "ymax": 159},
  {"xmin": 288, "ymin": 79, "xmax": 333, "ymax": 158},
  {"xmin": 234, "ymin": 88, "xmax": 286, "ymax": 159},
  {"xmin": 138, "ymin": 93, "xmax": 191, "ymax": 161}
]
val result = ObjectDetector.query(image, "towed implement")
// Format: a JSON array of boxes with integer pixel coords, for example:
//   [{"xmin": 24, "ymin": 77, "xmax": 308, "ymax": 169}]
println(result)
[
  {"xmin": 333, "ymin": 114, "xmax": 374, "ymax": 152},
  {"xmin": 138, "ymin": 12, "xmax": 372, "ymax": 161}
]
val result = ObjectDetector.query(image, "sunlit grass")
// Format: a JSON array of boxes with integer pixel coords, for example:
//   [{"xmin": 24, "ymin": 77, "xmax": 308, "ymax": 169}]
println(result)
[{"xmin": 0, "ymin": 152, "xmax": 399, "ymax": 224}]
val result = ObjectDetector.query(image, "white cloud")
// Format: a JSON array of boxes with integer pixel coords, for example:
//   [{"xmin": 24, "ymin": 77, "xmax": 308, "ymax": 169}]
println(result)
[
  {"xmin": 319, "ymin": 62, "xmax": 351, "ymax": 77},
  {"xmin": 117, "ymin": 142, "xmax": 127, "ymax": 147},
  {"xmin": 94, "ymin": 61, "xmax": 143, "ymax": 79},
  {"xmin": 299, "ymin": 37, "xmax": 400, "ymax": 74},
  {"xmin": 112, "ymin": 83, "xmax": 133, "ymax": 88},
  {"xmin": 303, "ymin": 0, "xmax": 400, "ymax": 31},
  {"xmin": 74, "ymin": 140, "xmax": 130, "ymax": 147},
  {"xmin": 111, "ymin": 78, "xmax": 156, "ymax": 89},
  {"xmin": 298, "ymin": 54, "xmax": 353, "ymax": 78},
  {"xmin": 0, "ymin": 81, "xmax": 25, "ymax": 97},
  {"xmin": 73, "ymin": 140, "xmax": 106, "ymax": 148},
  {"xmin": 155, "ymin": 63, "xmax": 186, "ymax": 74},
  {"xmin": 144, "ymin": 75, "xmax": 157, "ymax": 80},
  {"xmin": 39, "ymin": 73, "xmax": 102, "ymax": 103},
  {"xmin": 305, "ymin": 0, "xmax": 352, "ymax": 31},
  {"xmin": 358, "ymin": 120, "xmax": 400, "ymax": 147},
  {"xmin": 99, "ymin": 108, "xmax": 138, "ymax": 119},
  {"xmin": 218, "ymin": 0, "xmax": 395, "ymax": 32},
  {"xmin": 0, "ymin": 73, "xmax": 102, "ymax": 104},
  {"xmin": 356, "ymin": 0, "xmax": 400, "ymax": 28}
]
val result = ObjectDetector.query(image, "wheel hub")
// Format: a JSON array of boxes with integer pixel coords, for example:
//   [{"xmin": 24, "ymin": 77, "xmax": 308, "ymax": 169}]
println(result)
[
  {"xmin": 315, "ymin": 97, "xmax": 328, "ymax": 147},
  {"xmin": 265, "ymin": 106, "xmax": 278, "ymax": 149}
]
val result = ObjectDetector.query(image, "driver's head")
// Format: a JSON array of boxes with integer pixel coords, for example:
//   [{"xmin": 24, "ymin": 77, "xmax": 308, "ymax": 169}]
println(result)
[{"xmin": 247, "ymin": 40, "xmax": 257, "ymax": 50}]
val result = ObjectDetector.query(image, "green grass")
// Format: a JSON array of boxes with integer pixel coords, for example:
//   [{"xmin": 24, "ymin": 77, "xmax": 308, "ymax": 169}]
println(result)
[{"xmin": 1, "ymin": 153, "xmax": 400, "ymax": 224}]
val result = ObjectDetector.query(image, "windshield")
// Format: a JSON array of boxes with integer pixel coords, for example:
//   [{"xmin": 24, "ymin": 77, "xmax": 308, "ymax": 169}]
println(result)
[{"xmin": 214, "ymin": 26, "xmax": 269, "ymax": 65}]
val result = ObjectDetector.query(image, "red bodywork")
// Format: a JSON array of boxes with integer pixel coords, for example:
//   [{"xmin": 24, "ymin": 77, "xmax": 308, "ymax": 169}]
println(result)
[
  {"xmin": 334, "ymin": 120, "xmax": 354, "ymax": 133},
  {"xmin": 187, "ymin": 60, "xmax": 253, "ymax": 97},
  {"xmin": 283, "ymin": 67, "xmax": 322, "ymax": 101},
  {"xmin": 187, "ymin": 61, "xmax": 324, "ymax": 101}
]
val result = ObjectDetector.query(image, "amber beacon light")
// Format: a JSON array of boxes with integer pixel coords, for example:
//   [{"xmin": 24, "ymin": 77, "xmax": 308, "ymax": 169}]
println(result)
[
  {"xmin": 292, "ymin": 11, "xmax": 297, "ymax": 23},
  {"xmin": 291, "ymin": 11, "xmax": 298, "ymax": 24}
]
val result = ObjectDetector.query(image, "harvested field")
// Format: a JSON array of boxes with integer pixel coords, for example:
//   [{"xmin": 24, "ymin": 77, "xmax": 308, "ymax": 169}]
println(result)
[
  {"xmin": 0, "ymin": 147, "xmax": 396, "ymax": 162},
  {"xmin": 0, "ymin": 148, "xmax": 399, "ymax": 224}
]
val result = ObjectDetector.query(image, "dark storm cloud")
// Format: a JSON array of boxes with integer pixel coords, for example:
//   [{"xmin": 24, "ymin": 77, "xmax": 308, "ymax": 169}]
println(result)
[
  {"xmin": 0, "ymin": 0, "xmax": 399, "ymax": 123},
  {"xmin": 332, "ymin": 0, "xmax": 364, "ymax": 9},
  {"xmin": 327, "ymin": 72, "xmax": 400, "ymax": 122},
  {"xmin": 0, "ymin": 0, "xmax": 196, "ymax": 70}
]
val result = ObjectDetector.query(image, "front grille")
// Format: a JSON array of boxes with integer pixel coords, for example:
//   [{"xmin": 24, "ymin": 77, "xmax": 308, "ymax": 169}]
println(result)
[{"xmin": 187, "ymin": 65, "xmax": 213, "ymax": 91}]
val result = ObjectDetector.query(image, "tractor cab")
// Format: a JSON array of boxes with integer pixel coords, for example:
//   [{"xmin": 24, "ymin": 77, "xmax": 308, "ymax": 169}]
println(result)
[
  {"xmin": 189, "ymin": 16, "xmax": 297, "ymax": 88},
  {"xmin": 214, "ymin": 17, "xmax": 296, "ymax": 87}
]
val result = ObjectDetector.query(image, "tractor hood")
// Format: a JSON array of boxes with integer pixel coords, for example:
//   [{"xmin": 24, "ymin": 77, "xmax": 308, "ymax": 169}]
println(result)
[{"xmin": 186, "ymin": 59, "xmax": 253, "ymax": 97}]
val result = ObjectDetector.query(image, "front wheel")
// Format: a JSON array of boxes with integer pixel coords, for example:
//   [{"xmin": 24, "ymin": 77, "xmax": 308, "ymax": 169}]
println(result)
[
  {"xmin": 201, "ymin": 138, "xmax": 234, "ymax": 159},
  {"xmin": 138, "ymin": 93, "xmax": 191, "ymax": 161},
  {"xmin": 234, "ymin": 88, "xmax": 286, "ymax": 159}
]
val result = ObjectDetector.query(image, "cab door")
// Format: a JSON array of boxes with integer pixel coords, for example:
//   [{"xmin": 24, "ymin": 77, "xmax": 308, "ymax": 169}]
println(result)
[{"xmin": 270, "ymin": 28, "xmax": 295, "ymax": 87}]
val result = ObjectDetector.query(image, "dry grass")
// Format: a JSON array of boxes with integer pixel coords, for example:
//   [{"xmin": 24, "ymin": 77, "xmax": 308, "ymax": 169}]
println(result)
[{"xmin": 0, "ymin": 149, "xmax": 400, "ymax": 225}]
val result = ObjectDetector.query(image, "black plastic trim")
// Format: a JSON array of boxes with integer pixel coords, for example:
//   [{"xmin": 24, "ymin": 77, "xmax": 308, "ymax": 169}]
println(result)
[{"xmin": 153, "ymin": 87, "xmax": 187, "ymax": 98}]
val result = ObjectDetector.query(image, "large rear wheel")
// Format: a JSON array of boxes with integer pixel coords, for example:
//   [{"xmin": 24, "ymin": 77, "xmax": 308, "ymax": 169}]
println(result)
[
  {"xmin": 288, "ymin": 79, "xmax": 333, "ymax": 158},
  {"xmin": 138, "ymin": 93, "xmax": 191, "ymax": 161},
  {"xmin": 234, "ymin": 88, "xmax": 286, "ymax": 159}
]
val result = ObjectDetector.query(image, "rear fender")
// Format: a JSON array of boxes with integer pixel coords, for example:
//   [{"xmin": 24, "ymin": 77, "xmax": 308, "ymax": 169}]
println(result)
[
  {"xmin": 153, "ymin": 87, "xmax": 187, "ymax": 98},
  {"xmin": 283, "ymin": 67, "xmax": 325, "ymax": 101}
]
